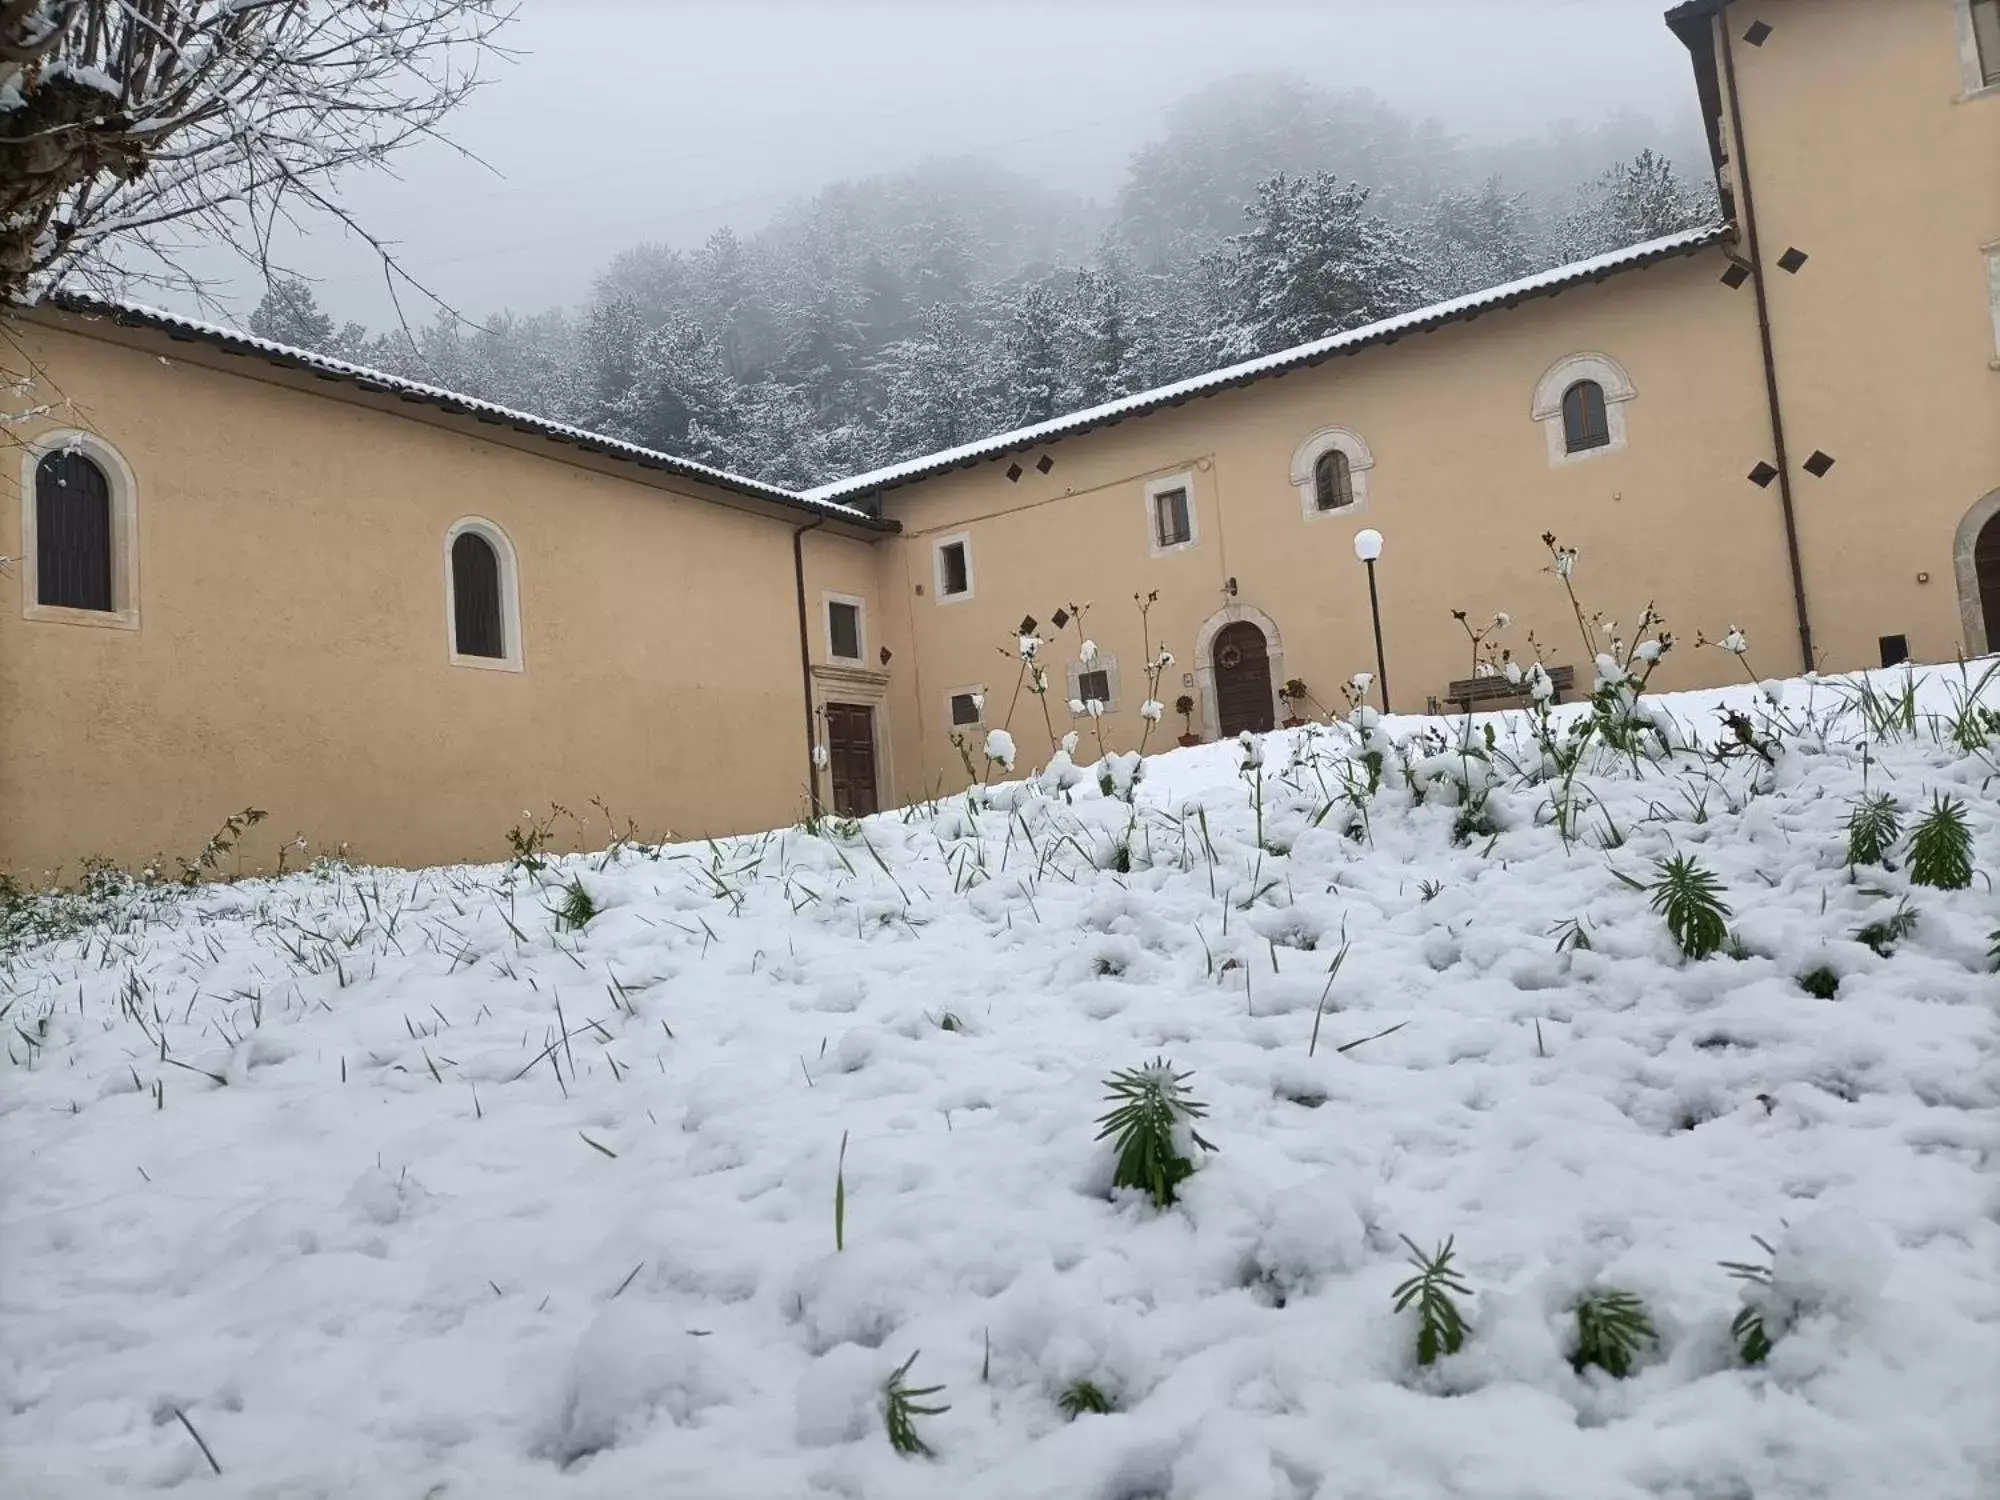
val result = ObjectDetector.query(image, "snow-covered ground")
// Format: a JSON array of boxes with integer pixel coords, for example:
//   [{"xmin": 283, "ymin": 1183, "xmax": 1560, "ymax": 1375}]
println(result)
[{"xmin": 4, "ymin": 665, "xmax": 1997, "ymax": 1499}]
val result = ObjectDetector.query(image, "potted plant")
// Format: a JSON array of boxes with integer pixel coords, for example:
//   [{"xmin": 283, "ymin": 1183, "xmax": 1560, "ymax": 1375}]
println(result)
[
  {"xmin": 1280, "ymin": 678, "xmax": 1311, "ymax": 728},
  {"xmin": 1175, "ymin": 694, "xmax": 1201, "ymax": 747}
]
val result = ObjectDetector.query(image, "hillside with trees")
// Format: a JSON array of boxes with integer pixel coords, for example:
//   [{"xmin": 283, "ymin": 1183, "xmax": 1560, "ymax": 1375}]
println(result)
[{"xmin": 247, "ymin": 77, "xmax": 1715, "ymax": 492}]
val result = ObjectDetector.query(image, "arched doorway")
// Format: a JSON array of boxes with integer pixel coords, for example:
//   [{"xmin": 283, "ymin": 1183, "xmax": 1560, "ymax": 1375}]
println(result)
[
  {"xmin": 1212, "ymin": 621, "xmax": 1275, "ymax": 736},
  {"xmin": 1955, "ymin": 489, "xmax": 2000, "ymax": 657},
  {"xmin": 1195, "ymin": 604, "xmax": 1287, "ymax": 742},
  {"xmin": 1978, "ymin": 513, "xmax": 2000, "ymax": 651}
]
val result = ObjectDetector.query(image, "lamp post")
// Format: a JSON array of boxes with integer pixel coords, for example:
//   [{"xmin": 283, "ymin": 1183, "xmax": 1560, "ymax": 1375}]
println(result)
[{"xmin": 1353, "ymin": 528, "xmax": 1390, "ymax": 713}]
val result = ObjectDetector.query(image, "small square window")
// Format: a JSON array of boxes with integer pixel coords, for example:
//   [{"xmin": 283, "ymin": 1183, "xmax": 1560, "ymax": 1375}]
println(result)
[
  {"xmin": 1076, "ymin": 668, "xmax": 1111, "ymax": 705},
  {"xmin": 1879, "ymin": 634, "xmax": 1910, "ymax": 668},
  {"xmin": 828, "ymin": 600, "xmax": 861, "ymax": 660},
  {"xmin": 950, "ymin": 691, "xmax": 982, "ymax": 727},
  {"xmin": 937, "ymin": 541, "xmax": 970, "ymax": 597},
  {"xmin": 1154, "ymin": 487, "xmax": 1191, "ymax": 548},
  {"xmin": 1975, "ymin": 0, "xmax": 2000, "ymax": 86}
]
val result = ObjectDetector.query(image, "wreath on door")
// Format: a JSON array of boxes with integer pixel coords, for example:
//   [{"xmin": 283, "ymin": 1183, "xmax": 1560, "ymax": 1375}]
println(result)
[{"xmin": 1217, "ymin": 643, "xmax": 1244, "ymax": 670}]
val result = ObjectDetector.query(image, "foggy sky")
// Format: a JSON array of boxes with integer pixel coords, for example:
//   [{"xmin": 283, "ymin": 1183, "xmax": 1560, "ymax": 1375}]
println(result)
[{"xmin": 236, "ymin": 0, "xmax": 1703, "ymax": 328}]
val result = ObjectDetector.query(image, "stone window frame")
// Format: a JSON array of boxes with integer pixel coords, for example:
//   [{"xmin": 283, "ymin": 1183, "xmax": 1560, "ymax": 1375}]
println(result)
[
  {"xmin": 932, "ymin": 533, "xmax": 974, "ymax": 603},
  {"xmin": 945, "ymin": 684, "xmax": 986, "ymax": 730},
  {"xmin": 1531, "ymin": 352, "xmax": 1637, "ymax": 467},
  {"xmin": 442, "ymin": 516, "xmax": 524, "ymax": 672},
  {"xmin": 1144, "ymin": 470, "xmax": 1200, "ymax": 557},
  {"xmin": 1984, "ymin": 240, "xmax": 2000, "ymax": 370},
  {"xmin": 1289, "ymin": 426, "xmax": 1375, "ymax": 521},
  {"xmin": 824, "ymin": 591, "xmax": 867, "ymax": 663},
  {"xmin": 1067, "ymin": 654, "xmax": 1123, "ymax": 715},
  {"xmin": 1957, "ymin": 0, "xmax": 2000, "ymax": 100},
  {"xmin": 18, "ymin": 428, "xmax": 141, "ymax": 631}
]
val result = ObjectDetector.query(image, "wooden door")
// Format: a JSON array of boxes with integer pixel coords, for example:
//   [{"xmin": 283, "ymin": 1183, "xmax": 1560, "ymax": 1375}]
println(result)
[
  {"xmin": 1979, "ymin": 512, "xmax": 2000, "ymax": 649},
  {"xmin": 1213, "ymin": 621, "xmax": 1274, "ymax": 736},
  {"xmin": 824, "ymin": 703, "xmax": 879, "ymax": 817}
]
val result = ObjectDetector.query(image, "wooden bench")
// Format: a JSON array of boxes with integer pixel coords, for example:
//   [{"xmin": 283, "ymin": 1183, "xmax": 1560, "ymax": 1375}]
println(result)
[{"xmin": 1442, "ymin": 664, "xmax": 1575, "ymax": 713}]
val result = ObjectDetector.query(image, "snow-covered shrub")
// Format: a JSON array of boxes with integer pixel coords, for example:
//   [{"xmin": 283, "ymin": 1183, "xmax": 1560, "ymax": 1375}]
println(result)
[
  {"xmin": 1907, "ymin": 794, "xmax": 1973, "ymax": 890},
  {"xmin": 1097, "ymin": 750, "xmax": 1144, "ymax": 803},
  {"xmin": 1393, "ymin": 1234, "xmax": 1471, "ymax": 1368},
  {"xmin": 1097, "ymin": 1058, "xmax": 1216, "ymax": 1209},
  {"xmin": 552, "ymin": 876, "xmax": 597, "ymax": 931},
  {"xmin": 882, "ymin": 1351, "xmax": 949, "ymax": 1456},
  {"xmin": 1237, "ymin": 732, "xmax": 1270, "ymax": 850},
  {"xmin": 1942, "ymin": 659, "xmax": 2000, "ymax": 753},
  {"xmin": 506, "ymin": 806, "xmax": 560, "ymax": 879},
  {"xmin": 1567, "ymin": 1288, "xmax": 1657, "ymax": 1378},
  {"xmin": 1650, "ymin": 853, "xmax": 1731, "ymax": 961},
  {"xmin": 1035, "ymin": 744, "xmax": 1087, "ymax": 797},
  {"xmin": 1721, "ymin": 1215, "xmax": 1893, "ymax": 1368},
  {"xmin": 1853, "ymin": 899, "xmax": 1919, "ymax": 957},
  {"xmin": 1845, "ymin": 792, "xmax": 1900, "ymax": 869},
  {"xmin": 1056, "ymin": 1378, "xmax": 1114, "ymax": 1419}
]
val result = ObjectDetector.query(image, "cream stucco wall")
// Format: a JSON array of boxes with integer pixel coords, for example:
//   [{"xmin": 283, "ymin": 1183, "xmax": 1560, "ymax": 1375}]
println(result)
[
  {"xmin": 869, "ymin": 251, "xmax": 1811, "ymax": 800},
  {"xmin": 1704, "ymin": 0, "xmax": 2000, "ymax": 661},
  {"xmin": 0, "ymin": 319, "xmax": 881, "ymax": 876}
]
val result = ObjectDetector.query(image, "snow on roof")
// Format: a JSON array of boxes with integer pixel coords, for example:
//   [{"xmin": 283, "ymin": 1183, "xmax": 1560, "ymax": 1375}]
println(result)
[
  {"xmin": 46, "ymin": 293, "xmax": 894, "ymax": 531},
  {"xmin": 807, "ymin": 223, "xmax": 1733, "ymax": 505}
]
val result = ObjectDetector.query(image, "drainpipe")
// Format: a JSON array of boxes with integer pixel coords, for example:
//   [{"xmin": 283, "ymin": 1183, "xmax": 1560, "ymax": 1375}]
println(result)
[
  {"xmin": 1718, "ymin": 16, "xmax": 1816, "ymax": 674},
  {"xmin": 792, "ymin": 517, "xmax": 827, "ymax": 818}
]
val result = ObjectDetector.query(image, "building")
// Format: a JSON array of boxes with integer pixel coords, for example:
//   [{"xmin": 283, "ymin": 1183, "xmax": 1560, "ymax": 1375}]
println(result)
[
  {"xmin": 4, "ymin": 0, "xmax": 1997, "ymax": 876},
  {"xmin": 0, "ymin": 306, "xmax": 894, "ymax": 873}
]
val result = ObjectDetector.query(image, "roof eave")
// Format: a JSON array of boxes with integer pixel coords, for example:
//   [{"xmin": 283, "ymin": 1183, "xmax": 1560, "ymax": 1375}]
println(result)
[
  {"xmin": 819, "ymin": 225, "xmax": 1732, "ymax": 507},
  {"xmin": 1664, "ymin": 0, "xmax": 1731, "ymax": 180},
  {"xmin": 32, "ymin": 294, "xmax": 899, "ymax": 536}
]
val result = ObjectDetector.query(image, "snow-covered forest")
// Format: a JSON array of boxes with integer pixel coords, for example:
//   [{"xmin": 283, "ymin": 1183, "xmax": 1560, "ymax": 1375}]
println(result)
[{"xmin": 250, "ymin": 78, "xmax": 1715, "ymax": 490}]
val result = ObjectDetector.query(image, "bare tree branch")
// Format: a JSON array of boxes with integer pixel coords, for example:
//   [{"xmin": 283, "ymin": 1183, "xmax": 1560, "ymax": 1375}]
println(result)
[{"xmin": 0, "ymin": 0, "xmax": 514, "ymax": 310}]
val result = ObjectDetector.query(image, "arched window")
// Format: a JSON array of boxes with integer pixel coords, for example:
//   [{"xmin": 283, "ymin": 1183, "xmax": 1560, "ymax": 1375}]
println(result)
[
  {"xmin": 35, "ymin": 449, "xmax": 113, "ymax": 611},
  {"xmin": 444, "ymin": 518, "xmax": 521, "ymax": 669},
  {"xmin": 1313, "ymin": 448, "xmax": 1354, "ymax": 512},
  {"xmin": 1561, "ymin": 380, "xmax": 1611, "ymax": 454},
  {"xmin": 452, "ymin": 532, "xmax": 504, "ymax": 658},
  {"xmin": 1532, "ymin": 353, "xmax": 1635, "ymax": 466},
  {"xmin": 1288, "ymin": 427, "xmax": 1374, "ymax": 520}
]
